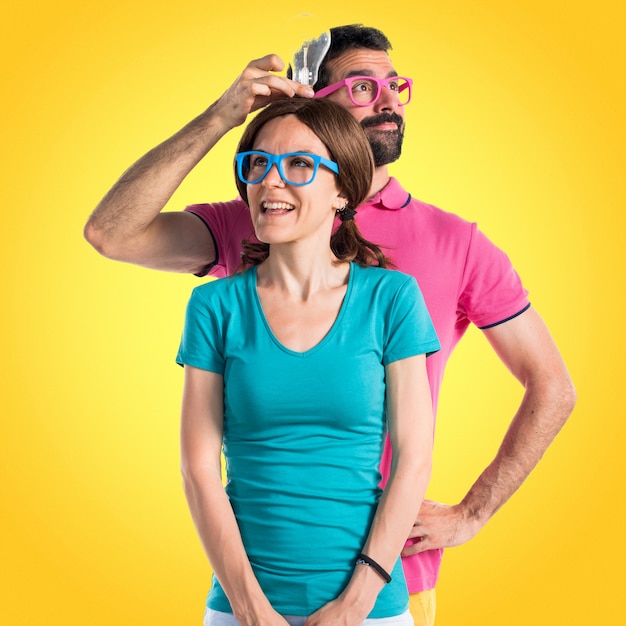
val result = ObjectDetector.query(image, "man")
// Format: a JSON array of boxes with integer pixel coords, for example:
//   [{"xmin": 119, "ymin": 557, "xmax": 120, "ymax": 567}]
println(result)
[{"xmin": 84, "ymin": 24, "xmax": 576, "ymax": 625}]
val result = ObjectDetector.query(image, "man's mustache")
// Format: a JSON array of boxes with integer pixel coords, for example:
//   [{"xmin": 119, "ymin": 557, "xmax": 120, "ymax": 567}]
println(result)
[{"xmin": 361, "ymin": 113, "xmax": 404, "ymax": 130}]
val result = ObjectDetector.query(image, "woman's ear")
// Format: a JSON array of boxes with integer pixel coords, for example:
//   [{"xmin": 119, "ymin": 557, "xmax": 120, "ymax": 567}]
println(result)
[{"xmin": 332, "ymin": 193, "xmax": 348, "ymax": 212}]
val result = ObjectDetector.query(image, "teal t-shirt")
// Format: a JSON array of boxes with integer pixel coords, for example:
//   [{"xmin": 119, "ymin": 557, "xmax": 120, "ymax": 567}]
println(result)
[{"xmin": 176, "ymin": 263, "xmax": 440, "ymax": 617}]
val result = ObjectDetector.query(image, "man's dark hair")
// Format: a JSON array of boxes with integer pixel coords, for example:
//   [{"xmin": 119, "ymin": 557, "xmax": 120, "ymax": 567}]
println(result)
[{"xmin": 314, "ymin": 24, "xmax": 393, "ymax": 91}]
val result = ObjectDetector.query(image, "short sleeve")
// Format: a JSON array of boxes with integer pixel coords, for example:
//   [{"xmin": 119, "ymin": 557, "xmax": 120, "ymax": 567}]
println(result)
[
  {"xmin": 383, "ymin": 276, "xmax": 441, "ymax": 365},
  {"xmin": 176, "ymin": 286, "xmax": 225, "ymax": 374},
  {"xmin": 459, "ymin": 225, "xmax": 530, "ymax": 329},
  {"xmin": 185, "ymin": 200, "xmax": 256, "ymax": 278}
]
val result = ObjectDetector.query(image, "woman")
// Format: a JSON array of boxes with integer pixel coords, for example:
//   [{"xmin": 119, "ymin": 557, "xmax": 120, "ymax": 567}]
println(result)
[{"xmin": 176, "ymin": 98, "xmax": 439, "ymax": 626}]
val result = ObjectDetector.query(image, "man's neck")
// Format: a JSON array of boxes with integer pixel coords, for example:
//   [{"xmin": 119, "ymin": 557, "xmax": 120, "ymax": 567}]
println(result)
[{"xmin": 368, "ymin": 165, "xmax": 391, "ymax": 200}]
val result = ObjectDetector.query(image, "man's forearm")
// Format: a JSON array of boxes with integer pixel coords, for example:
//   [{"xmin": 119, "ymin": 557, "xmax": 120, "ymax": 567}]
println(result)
[
  {"xmin": 84, "ymin": 102, "xmax": 228, "ymax": 265},
  {"xmin": 460, "ymin": 372, "xmax": 576, "ymax": 529},
  {"xmin": 403, "ymin": 309, "xmax": 577, "ymax": 555},
  {"xmin": 463, "ymin": 310, "xmax": 578, "ymax": 526},
  {"xmin": 84, "ymin": 54, "xmax": 314, "ymax": 272}
]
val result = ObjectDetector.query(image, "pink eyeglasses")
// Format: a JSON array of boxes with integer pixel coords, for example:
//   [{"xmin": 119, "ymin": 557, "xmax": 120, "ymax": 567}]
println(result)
[{"xmin": 314, "ymin": 76, "xmax": 412, "ymax": 106}]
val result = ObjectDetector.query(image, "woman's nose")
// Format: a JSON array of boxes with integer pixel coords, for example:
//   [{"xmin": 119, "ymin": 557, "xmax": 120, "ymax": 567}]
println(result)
[{"xmin": 262, "ymin": 164, "xmax": 285, "ymax": 187}]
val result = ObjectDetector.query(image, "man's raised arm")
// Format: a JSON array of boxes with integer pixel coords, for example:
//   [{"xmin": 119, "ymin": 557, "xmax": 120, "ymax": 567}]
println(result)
[{"xmin": 84, "ymin": 54, "xmax": 313, "ymax": 274}]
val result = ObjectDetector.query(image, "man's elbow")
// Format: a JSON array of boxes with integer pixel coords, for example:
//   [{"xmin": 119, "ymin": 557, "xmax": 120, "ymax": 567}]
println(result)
[
  {"xmin": 560, "ymin": 374, "xmax": 577, "ymax": 418},
  {"xmin": 84, "ymin": 219, "xmax": 105, "ymax": 253},
  {"xmin": 545, "ymin": 369, "xmax": 577, "ymax": 427},
  {"xmin": 83, "ymin": 219, "xmax": 128, "ymax": 261}
]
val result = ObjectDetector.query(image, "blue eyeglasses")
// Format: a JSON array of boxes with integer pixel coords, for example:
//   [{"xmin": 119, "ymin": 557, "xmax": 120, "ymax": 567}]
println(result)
[{"xmin": 235, "ymin": 151, "xmax": 339, "ymax": 187}]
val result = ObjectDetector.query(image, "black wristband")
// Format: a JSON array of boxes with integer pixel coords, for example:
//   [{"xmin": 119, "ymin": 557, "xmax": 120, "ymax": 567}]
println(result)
[{"xmin": 356, "ymin": 552, "xmax": 392, "ymax": 584}]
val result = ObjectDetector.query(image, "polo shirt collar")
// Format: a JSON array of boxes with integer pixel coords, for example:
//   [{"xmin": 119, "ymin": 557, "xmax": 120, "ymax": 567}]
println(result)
[{"xmin": 366, "ymin": 177, "xmax": 411, "ymax": 210}]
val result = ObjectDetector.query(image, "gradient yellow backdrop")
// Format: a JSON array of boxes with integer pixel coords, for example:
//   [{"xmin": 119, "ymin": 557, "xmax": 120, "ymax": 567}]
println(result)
[{"xmin": 1, "ymin": 1, "xmax": 624, "ymax": 624}]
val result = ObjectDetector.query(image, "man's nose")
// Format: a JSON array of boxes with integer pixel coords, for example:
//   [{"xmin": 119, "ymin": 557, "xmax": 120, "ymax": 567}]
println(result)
[{"xmin": 373, "ymin": 84, "xmax": 399, "ymax": 111}]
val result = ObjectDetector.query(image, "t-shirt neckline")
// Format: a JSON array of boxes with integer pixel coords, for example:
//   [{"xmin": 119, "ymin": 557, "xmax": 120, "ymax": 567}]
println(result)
[{"xmin": 250, "ymin": 262, "xmax": 355, "ymax": 358}]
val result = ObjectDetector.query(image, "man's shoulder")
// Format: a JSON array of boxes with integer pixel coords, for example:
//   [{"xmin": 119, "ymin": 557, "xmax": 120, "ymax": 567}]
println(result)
[
  {"xmin": 185, "ymin": 197, "xmax": 248, "ymax": 218},
  {"xmin": 375, "ymin": 178, "xmax": 476, "ymax": 232},
  {"xmin": 406, "ymin": 196, "xmax": 475, "ymax": 233}
]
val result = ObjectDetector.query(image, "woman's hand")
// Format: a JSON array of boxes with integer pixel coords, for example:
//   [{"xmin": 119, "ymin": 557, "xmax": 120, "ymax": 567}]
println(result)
[
  {"xmin": 304, "ymin": 597, "xmax": 371, "ymax": 626},
  {"xmin": 303, "ymin": 564, "xmax": 382, "ymax": 626},
  {"xmin": 234, "ymin": 604, "xmax": 291, "ymax": 626}
]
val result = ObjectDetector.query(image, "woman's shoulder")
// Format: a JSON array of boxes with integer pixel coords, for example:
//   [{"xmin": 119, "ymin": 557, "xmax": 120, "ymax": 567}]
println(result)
[
  {"xmin": 352, "ymin": 263, "xmax": 417, "ymax": 292},
  {"xmin": 190, "ymin": 270, "xmax": 251, "ymax": 304}
]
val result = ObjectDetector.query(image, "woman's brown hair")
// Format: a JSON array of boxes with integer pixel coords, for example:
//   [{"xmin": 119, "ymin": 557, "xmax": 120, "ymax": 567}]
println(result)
[{"xmin": 234, "ymin": 98, "xmax": 390, "ymax": 268}]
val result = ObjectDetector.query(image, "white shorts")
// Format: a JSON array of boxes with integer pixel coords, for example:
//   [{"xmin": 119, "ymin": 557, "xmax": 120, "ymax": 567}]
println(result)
[{"xmin": 203, "ymin": 607, "xmax": 413, "ymax": 626}]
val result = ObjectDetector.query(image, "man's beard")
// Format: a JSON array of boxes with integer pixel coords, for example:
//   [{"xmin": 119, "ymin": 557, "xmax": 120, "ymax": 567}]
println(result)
[{"xmin": 361, "ymin": 113, "xmax": 405, "ymax": 167}]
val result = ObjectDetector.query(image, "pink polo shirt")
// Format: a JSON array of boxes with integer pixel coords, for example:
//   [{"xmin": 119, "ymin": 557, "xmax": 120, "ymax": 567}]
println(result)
[{"xmin": 186, "ymin": 177, "xmax": 529, "ymax": 593}]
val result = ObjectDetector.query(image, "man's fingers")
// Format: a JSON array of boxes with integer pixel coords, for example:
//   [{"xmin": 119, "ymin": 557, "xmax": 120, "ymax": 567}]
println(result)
[
  {"xmin": 402, "ymin": 537, "xmax": 428, "ymax": 557},
  {"xmin": 406, "ymin": 523, "xmax": 424, "ymax": 539},
  {"xmin": 248, "ymin": 53, "xmax": 285, "ymax": 73},
  {"xmin": 238, "ymin": 67, "xmax": 312, "ymax": 102}
]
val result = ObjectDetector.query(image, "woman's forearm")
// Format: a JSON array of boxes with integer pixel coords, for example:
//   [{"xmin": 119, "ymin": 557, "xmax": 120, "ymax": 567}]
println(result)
[
  {"xmin": 180, "ymin": 366, "xmax": 280, "ymax": 624},
  {"xmin": 182, "ymin": 466, "xmax": 277, "ymax": 623},
  {"xmin": 335, "ymin": 355, "xmax": 434, "ymax": 610},
  {"xmin": 311, "ymin": 442, "xmax": 431, "ymax": 622},
  {"xmin": 363, "ymin": 355, "xmax": 433, "ymax": 572},
  {"xmin": 363, "ymin": 449, "xmax": 432, "ymax": 572}
]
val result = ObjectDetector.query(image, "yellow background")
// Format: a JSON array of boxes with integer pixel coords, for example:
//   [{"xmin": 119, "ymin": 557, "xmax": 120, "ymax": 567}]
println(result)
[{"xmin": 1, "ymin": 1, "xmax": 624, "ymax": 624}]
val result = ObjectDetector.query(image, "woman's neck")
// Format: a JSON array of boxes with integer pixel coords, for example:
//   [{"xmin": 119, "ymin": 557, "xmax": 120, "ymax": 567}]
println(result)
[{"xmin": 257, "ymin": 243, "xmax": 349, "ymax": 300}]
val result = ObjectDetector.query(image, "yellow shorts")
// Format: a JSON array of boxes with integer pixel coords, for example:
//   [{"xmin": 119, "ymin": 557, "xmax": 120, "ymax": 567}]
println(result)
[{"xmin": 409, "ymin": 589, "xmax": 436, "ymax": 626}]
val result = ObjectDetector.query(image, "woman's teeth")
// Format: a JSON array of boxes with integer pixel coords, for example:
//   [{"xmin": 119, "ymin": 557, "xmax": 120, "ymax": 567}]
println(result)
[{"xmin": 262, "ymin": 202, "xmax": 295, "ymax": 213}]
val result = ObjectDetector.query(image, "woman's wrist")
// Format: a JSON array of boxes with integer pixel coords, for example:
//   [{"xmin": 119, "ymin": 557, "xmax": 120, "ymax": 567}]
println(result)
[
  {"xmin": 231, "ymin": 595, "xmax": 278, "ymax": 626},
  {"xmin": 337, "ymin": 563, "xmax": 385, "ymax": 617},
  {"xmin": 356, "ymin": 553, "xmax": 392, "ymax": 584}
]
